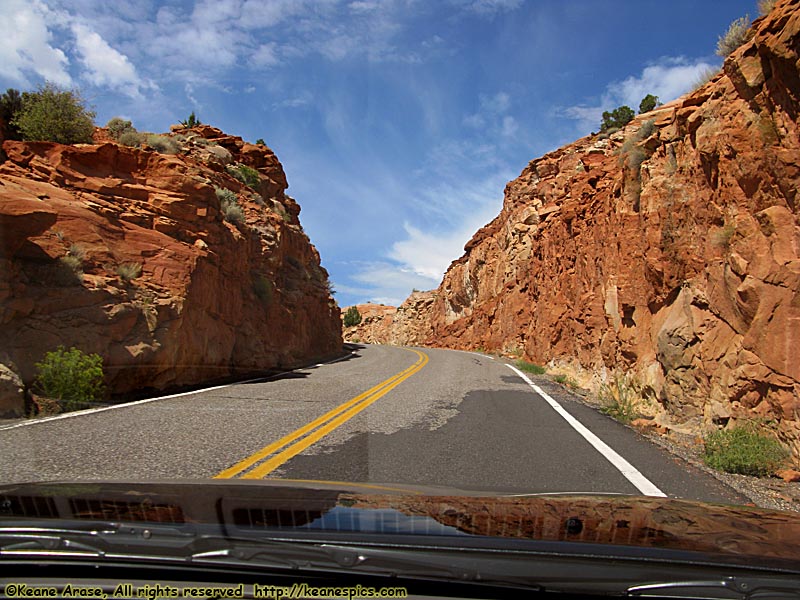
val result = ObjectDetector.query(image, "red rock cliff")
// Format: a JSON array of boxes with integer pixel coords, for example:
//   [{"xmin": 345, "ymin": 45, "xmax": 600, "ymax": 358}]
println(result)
[
  {"xmin": 392, "ymin": 1, "xmax": 800, "ymax": 452},
  {"xmin": 0, "ymin": 126, "xmax": 342, "ymax": 416}
]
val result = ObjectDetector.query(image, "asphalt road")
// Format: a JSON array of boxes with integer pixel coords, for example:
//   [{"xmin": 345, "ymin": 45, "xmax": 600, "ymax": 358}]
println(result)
[{"xmin": 0, "ymin": 344, "xmax": 745, "ymax": 503}]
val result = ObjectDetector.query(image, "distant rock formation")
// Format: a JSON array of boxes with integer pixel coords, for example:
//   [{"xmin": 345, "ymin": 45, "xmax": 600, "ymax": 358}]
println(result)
[
  {"xmin": 0, "ymin": 126, "xmax": 342, "ymax": 416},
  {"xmin": 342, "ymin": 292, "xmax": 435, "ymax": 345},
  {"xmin": 369, "ymin": 1, "xmax": 800, "ymax": 454}
]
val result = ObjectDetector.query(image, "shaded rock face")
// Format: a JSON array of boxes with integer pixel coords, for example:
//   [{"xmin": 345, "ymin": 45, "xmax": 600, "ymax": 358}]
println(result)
[
  {"xmin": 342, "ymin": 292, "xmax": 435, "ymax": 345},
  {"xmin": 0, "ymin": 126, "xmax": 342, "ymax": 415},
  {"xmin": 390, "ymin": 1, "xmax": 800, "ymax": 452}
]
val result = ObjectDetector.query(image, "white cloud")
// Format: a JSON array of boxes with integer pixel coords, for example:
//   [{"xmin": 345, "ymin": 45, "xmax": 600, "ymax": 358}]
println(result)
[
  {"xmin": 71, "ymin": 22, "xmax": 151, "ymax": 96},
  {"xmin": 252, "ymin": 42, "xmax": 280, "ymax": 67},
  {"xmin": 192, "ymin": 0, "xmax": 242, "ymax": 27},
  {"xmin": 453, "ymin": 0, "xmax": 523, "ymax": 16},
  {"xmin": 389, "ymin": 216, "xmax": 490, "ymax": 281},
  {"xmin": 560, "ymin": 56, "xmax": 719, "ymax": 132},
  {"xmin": 349, "ymin": 261, "xmax": 440, "ymax": 306},
  {"xmin": 0, "ymin": 0, "xmax": 71, "ymax": 86},
  {"xmin": 272, "ymin": 90, "xmax": 313, "ymax": 109},
  {"xmin": 501, "ymin": 115, "xmax": 518, "ymax": 137},
  {"xmin": 463, "ymin": 90, "xmax": 519, "ymax": 138},
  {"xmin": 239, "ymin": 0, "xmax": 315, "ymax": 30},
  {"xmin": 480, "ymin": 91, "xmax": 510, "ymax": 113},
  {"xmin": 348, "ymin": 1, "xmax": 381, "ymax": 12},
  {"xmin": 184, "ymin": 82, "xmax": 200, "ymax": 109}
]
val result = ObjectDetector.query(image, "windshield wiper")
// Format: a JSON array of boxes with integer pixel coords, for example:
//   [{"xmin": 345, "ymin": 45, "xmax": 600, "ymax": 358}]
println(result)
[
  {"xmin": 4, "ymin": 522, "xmax": 800, "ymax": 597},
  {"xmin": 627, "ymin": 577, "xmax": 800, "ymax": 599}
]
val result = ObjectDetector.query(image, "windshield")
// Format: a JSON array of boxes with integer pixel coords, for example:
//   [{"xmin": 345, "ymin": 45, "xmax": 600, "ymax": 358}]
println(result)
[{"xmin": 2, "ymin": 0, "xmax": 800, "ymax": 594}]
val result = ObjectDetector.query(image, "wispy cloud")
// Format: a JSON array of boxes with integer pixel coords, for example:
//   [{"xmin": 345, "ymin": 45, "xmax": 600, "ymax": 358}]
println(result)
[
  {"xmin": 272, "ymin": 90, "xmax": 313, "ymax": 109},
  {"xmin": 251, "ymin": 42, "xmax": 280, "ymax": 68},
  {"xmin": 451, "ymin": 0, "xmax": 523, "ymax": 16},
  {"xmin": 71, "ymin": 22, "xmax": 154, "ymax": 97},
  {"xmin": 559, "ymin": 56, "xmax": 719, "ymax": 132}
]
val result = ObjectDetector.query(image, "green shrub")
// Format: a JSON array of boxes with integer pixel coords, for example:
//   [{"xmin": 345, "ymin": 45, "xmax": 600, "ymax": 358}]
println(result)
[
  {"xmin": 252, "ymin": 274, "xmax": 273, "ymax": 304},
  {"xmin": 54, "ymin": 255, "xmax": 83, "ymax": 285},
  {"xmin": 220, "ymin": 202, "xmax": 245, "ymax": 225},
  {"xmin": 214, "ymin": 186, "xmax": 237, "ymax": 205},
  {"xmin": 117, "ymin": 262, "xmax": 142, "ymax": 282},
  {"xmin": 759, "ymin": 0, "xmax": 777, "ymax": 15},
  {"xmin": 600, "ymin": 105, "xmax": 634, "ymax": 132},
  {"xmin": 226, "ymin": 164, "xmax": 261, "ymax": 189},
  {"xmin": 635, "ymin": 119, "xmax": 656, "ymax": 140},
  {"xmin": 0, "ymin": 88, "xmax": 23, "ymax": 140},
  {"xmin": 145, "ymin": 134, "xmax": 179, "ymax": 154},
  {"xmin": 119, "ymin": 130, "xmax": 143, "ymax": 147},
  {"xmin": 13, "ymin": 82, "xmax": 95, "ymax": 144},
  {"xmin": 181, "ymin": 111, "xmax": 201, "ymax": 128},
  {"xmin": 599, "ymin": 374, "xmax": 637, "ymax": 424},
  {"xmin": 717, "ymin": 15, "xmax": 752, "ymax": 57},
  {"xmin": 216, "ymin": 185, "xmax": 245, "ymax": 224},
  {"xmin": 255, "ymin": 138, "xmax": 266, "ymax": 145},
  {"xmin": 704, "ymin": 426, "xmax": 788, "ymax": 476},
  {"xmin": 515, "ymin": 360, "xmax": 546, "ymax": 375},
  {"xmin": 106, "ymin": 117, "xmax": 133, "ymax": 139},
  {"xmin": 343, "ymin": 306, "xmax": 362, "ymax": 327},
  {"xmin": 711, "ymin": 223, "xmax": 736, "ymax": 249},
  {"xmin": 33, "ymin": 346, "xmax": 105, "ymax": 412},
  {"xmin": 67, "ymin": 243, "xmax": 86, "ymax": 261},
  {"xmin": 638, "ymin": 94, "xmax": 660, "ymax": 114}
]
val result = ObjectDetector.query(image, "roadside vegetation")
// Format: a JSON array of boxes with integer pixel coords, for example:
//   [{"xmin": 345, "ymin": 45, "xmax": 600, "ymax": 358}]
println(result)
[
  {"xmin": 553, "ymin": 373, "xmax": 580, "ymax": 390},
  {"xmin": 32, "ymin": 346, "xmax": 105, "ymax": 414},
  {"xmin": 703, "ymin": 425, "xmax": 789, "ymax": 477},
  {"xmin": 599, "ymin": 374, "xmax": 638, "ymax": 424},
  {"xmin": 515, "ymin": 359, "xmax": 546, "ymax": 375}
]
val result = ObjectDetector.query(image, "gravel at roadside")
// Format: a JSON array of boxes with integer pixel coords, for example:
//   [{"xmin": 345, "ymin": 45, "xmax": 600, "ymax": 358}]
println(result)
[{"xmin": 538, "ymin": 375, "xmax": 800, "ymax": 514}]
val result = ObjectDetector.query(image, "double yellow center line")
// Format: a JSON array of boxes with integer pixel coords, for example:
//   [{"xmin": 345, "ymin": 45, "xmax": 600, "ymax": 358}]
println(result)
[{"xmin": 215, "ymin": 349, "xmax": 429, "ymax": 479}]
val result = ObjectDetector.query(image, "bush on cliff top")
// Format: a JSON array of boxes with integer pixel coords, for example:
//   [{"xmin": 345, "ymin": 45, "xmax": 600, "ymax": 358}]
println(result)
[
  {"xmin": 600, "ymin": 105, "xmax": 634, "ymax": 132},
  {"xmin": 33, "ymin": 346, "xmax": 105, "ymax": 413},
  {"xmin": 12, "ymin": 81, "xmax": 96, "ymax": 144},
  {"xmin": 717, "ymin": 15, "xmax": 752, "ymax": 57},
  {"xmin": 344, "ymin": 306, "xmax": 362, "ymax": 327}
]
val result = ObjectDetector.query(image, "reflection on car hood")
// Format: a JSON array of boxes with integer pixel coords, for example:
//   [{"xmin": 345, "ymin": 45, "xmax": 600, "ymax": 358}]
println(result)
[{"xmin": 2, "ymin": 478, "xmax": 800, "ymax": 564}]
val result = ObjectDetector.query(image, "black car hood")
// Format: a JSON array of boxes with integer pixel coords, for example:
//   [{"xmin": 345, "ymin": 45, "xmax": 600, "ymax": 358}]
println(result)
[{"xmin": 2, "ymin": 478, "xmax": 800, "ymax": 565}]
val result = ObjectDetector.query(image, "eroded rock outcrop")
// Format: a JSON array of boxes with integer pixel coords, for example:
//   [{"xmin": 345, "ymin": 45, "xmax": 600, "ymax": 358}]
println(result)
[
  {"xmin": 388, "ymin": 1, "xmax": 800, "ymax": 453},
  {"xmin": 0, "ymin": 126, "xmax": 342, "ymax": 416},
  {"xmin": 342, "ymin": 291, "xmax": 436, "ymax": 345}
]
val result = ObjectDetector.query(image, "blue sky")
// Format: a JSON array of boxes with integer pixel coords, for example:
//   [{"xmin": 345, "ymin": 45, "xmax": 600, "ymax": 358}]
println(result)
[{"xmin": 2, "ymin": 0, "xmax": 757, "ymax": 307}]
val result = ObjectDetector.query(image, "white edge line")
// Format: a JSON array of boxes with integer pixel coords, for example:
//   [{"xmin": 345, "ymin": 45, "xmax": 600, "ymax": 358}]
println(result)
[
  {"xmin": 506, "ymin": 364, "xmax": 666, "ymax": 498},
  {"xmin": 0, "ymin": 351, "xmax": 358, "ymax": 432}
]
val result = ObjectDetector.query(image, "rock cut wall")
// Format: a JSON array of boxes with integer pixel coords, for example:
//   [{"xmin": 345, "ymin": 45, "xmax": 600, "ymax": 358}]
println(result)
[
  {"xmin": 393, "ymin": 0, "xmax": 800, "ymax": 452},
  {"xmin": 0, "ymin": 126, "xmax": 342, "ymax": 415}
]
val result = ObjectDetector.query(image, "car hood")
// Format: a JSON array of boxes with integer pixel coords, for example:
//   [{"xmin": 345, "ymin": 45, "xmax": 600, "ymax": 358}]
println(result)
[{"xmin": 2, "ymin": 478, "xmax": 800, "ymax": 566}]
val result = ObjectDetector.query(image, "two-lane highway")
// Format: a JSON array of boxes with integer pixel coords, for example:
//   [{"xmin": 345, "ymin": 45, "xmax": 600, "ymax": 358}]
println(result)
[{"xmin": 0, "ymin": 344, "xmax": 744, "ymax": 504}]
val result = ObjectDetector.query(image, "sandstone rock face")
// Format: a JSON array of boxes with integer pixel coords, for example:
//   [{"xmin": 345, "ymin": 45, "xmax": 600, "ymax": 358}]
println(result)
[
  {"xmin": 342, "ymin": 304, "xmax": 397, "ymax": 343},
  {"xmin": 389, "ymin": 1, "xmax": 800, "ymax": 454},
  {"xmin": 342, "ymin": 292, "xmax": 435, "ymax": 345},
  {"xmin": 0, "ymin": 126, "xmax": 342, "ymax": 413}
]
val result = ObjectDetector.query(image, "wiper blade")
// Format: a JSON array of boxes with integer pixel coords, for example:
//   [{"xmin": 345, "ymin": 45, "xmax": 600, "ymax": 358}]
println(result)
[{"xmin": 628, "ymin": 577, "xmax": 800, "ymax": 599}]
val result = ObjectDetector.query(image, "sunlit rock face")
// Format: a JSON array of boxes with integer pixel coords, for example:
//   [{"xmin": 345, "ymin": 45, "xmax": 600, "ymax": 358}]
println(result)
[
  {"xmin": 0, "ymin": 126, "xmax": 342, "ymax": 416},
  {"xmin": 383, "ymin": 1, "xmax": 800, "ymax": 454}
]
